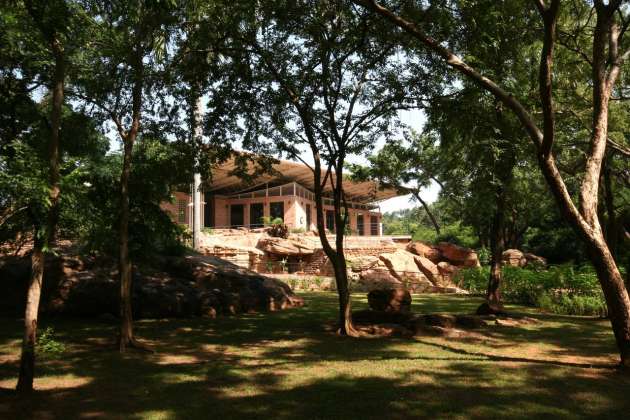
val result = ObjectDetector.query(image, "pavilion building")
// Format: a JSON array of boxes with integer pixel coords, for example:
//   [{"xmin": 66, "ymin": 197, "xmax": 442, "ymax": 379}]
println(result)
[{"xmin": 162, "ymin": 155, "xmax": 398, "ymax": 236}]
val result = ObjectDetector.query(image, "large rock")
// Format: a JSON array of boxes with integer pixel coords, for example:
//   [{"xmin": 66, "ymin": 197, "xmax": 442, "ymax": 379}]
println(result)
[
  {"xmin": 346, "ymin": 255, "xmax": 379, "ymax": 272},
  {"xmin": 502, "ymin": 249, "xmax": 525, "ymax": 267},
  {"xmin": 0, "ymin": 251, "xmax": 304, "ymax": 319},
  {"xmin": 501, "ymin": 249, "xmax": 547, "ymax": 268},
  {"xmin": 523, "ymin": 252, "xmax": 547, "ymax": 267},
  {"xmin": 367, "ymin": 288, "xmax": 412, "ymax": 313},
  {"xmin": 436, "ymin": 242, "xmax": 480, "ymax": 267},
  {"xmin": 257, "ymin": 237, "xmax": 315, "ymax": 256},
  {"xmin": 358, "ymin": 262, "xmax": 403, "ymax": 291},
  {"xmin": 413, "ymin": 256, "xmax": 440, "ymax": 283},
  {"xmin": 379, "ymin": 249, "xmax": 427, "ymax": 282},
  {"xmin": 406, "ymin": 241, "xmax": 441, "ymax": 263}
]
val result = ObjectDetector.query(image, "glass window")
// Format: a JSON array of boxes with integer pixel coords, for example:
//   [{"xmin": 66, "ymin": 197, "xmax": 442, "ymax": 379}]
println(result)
[
  {"xmin": 270, "ymin": 201, "xmax": 284, "ymax": 221},
  {"xmin": 177, "ymin": 199, "xmax": 187, "ymax": 224}
]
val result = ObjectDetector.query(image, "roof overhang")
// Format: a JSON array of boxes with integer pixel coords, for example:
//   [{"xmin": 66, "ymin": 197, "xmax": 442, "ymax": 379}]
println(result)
[{"xmin": 205, "ymin": 155, "xmax": 399, "ymax": 204}]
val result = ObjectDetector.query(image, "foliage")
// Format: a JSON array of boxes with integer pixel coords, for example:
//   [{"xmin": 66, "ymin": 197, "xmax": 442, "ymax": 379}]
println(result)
[
  {"xmin": 36, "ymin": 327, "xmax": 66, "ymax": 357},
  {"xmin": 262, "ymin": 216, "xmax": 284, "ymax": 226},
  {"xmin": 456, "ymin": 264, "xmax": 606, "ymax": 316},
  {"xmin": 268, "ymin": 223, "xmax": 289, "ymax": 239}
]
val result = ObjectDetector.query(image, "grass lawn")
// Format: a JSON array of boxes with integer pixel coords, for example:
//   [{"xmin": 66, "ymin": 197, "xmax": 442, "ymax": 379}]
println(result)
[{"xmin": 1, "ymin": 292, "xmax": 629, "ymax": 419}]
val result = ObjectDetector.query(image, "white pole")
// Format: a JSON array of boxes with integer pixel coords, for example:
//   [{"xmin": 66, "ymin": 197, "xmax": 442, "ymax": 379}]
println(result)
[{"xmin": 192, "ymin": 96, "xmax": 203, "ymax": 250}]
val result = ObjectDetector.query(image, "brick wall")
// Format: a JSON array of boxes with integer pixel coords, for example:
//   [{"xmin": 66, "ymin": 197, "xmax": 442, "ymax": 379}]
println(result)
[{"xmin": 302, "ymin": 245, "xmax": 398, "ymax": 276}]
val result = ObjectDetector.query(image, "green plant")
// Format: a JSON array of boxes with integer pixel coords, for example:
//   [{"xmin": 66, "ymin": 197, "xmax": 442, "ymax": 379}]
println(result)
[
  {"xmin": 37, "ymin": 327, "xmax": 66, "ymax": 357},
  {"xmin": 269, "ymin": 223, "xmax": 289, "ymax": 238},
  {"xmin": 265, "ymin": 260, "xmax": 274, "ymax": 273},
  {"xmin": 477, "ymin": 247, "xmax": 490, "ymax": 266},
  {"xmin": 202, "ymin": 227, "xmax": 215, "ymax": 235},
  {"xmin": 455, "ymin": 264, "xmax": 606, "ymax": 316},
  {"xmin": 290, "ymin": 227, "xmax": 306, "ymax": 234}
]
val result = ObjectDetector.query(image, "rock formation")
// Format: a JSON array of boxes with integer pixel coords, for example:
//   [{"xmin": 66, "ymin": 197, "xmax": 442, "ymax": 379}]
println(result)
[
  {"xmin": 502, "ymin": 249, "xmax": 547, "ymax": 268},
  {"xmin": 0, "ymin": 251, "xmax": 304, "ymax": 319}
]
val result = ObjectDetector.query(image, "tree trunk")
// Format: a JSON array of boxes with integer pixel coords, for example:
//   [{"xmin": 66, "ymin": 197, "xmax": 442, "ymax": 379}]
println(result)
[
  {"xmin": 412, "ymin": 191, "xmax": 440, "ymax": 235},
  {"xmin": 603, "ymin": 163, "xmax": 618, "ymax": 260},
  {"xmin": 16, "ymin": 30, "xmax": 64, "ymax": 393},
  {"xmin": 585, "ymin": 235, "xmax": 630, "ymax": 368},
  {"xmin": 355, "ymin": 0, "xmax": 630, "ymax": 367},
  {"xmin": 118, "ymin": 138, "xmax": 134, "ymax": 352},
  {"xmin": 116, "ymin": 47, "xmax": 145, "ymax": 352},
  {"xmin": 485, "ymin": 187, "xmax": 507, "ymax": 305},
  {"xmin": 310, "ymin": 152, "xmax": 358, "ymax": 336},
  {"xmin": 16, "ymin": 233, "xmax": 44, "ymax": 393}
]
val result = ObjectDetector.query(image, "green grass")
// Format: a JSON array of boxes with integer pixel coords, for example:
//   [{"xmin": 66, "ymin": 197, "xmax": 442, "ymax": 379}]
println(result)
[{"xmin": 1, "ymin": 292, "xmax": 629, "ymax": 419}]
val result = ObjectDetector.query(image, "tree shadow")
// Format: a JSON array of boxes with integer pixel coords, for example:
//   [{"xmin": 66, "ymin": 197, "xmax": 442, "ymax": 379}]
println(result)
[{"xmin": 0, "ymin": 291, "xmax": 628, "ymax": 419}]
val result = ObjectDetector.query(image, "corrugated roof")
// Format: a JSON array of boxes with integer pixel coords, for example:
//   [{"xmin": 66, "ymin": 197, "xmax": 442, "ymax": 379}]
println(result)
[{"xmin": 206, "ymin": 155, "xmax": 399, "ymax": 204}]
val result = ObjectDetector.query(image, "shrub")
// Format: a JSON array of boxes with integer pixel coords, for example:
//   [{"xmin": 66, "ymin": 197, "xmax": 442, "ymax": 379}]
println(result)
[
  {"xmin": 456, "ymin": 264, "xmax": 606, "ymax": 316},
  {"xmin": 37, "ymin": 327, "xmax": 66, "ymax": 357}
]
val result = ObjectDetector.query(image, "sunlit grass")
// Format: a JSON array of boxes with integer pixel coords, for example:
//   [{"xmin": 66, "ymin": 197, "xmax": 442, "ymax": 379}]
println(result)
[{"xmin": 0, "ymin": 292, "xmax": 628, "ymax": 419}]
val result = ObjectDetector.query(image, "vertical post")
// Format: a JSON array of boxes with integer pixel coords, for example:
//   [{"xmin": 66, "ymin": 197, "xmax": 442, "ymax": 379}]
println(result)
[
  {"xmin": 193, "ymin": 173, "xmax": 202, "ymax": 249},
  {"xmin": 192, "ymin": 96, "xmax": 203, "ymax": 250}
]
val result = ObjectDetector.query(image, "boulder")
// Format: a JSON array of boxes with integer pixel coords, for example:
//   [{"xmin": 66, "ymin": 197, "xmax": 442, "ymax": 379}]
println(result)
[
  {"xmin": 502, "ymin": 249, "xmax": 525, "ymax": 267},
  {"xmin": 436, "ymin": 242, "xmax": 480, "ymax": 268},
  {"xmin": 502, "ymin": 249, "xmax": 547, "ymax": 268},
  {"xmin": 406, "ymin": 241, "xmax": 441, "ymax": 263},
  {"xmin": 257, "ymin": 237, "xmax": 315, "ymax": 256},
  {"xmin": 0, "ymin": 251, "xmax": 304, "ymax": 319},
  {"xmin": 367, "ymin": 288, "xmax": 412, "ymax": 313},
  {"xmin": 523, "ymin": 252, "xmax": 547, "ymax": 267},
  {"xmin": 358, "ymin": 264, "xmax": 403, "ymax": 290},
  {"xmin": 379, "ymin": 249, "xmax": 427, "ymax": 282},
  {"xmin": 347, "ymin": 255, "xmax": 379, "ymax": 272},
  {"xmin": 413, "ymin": 256, "xmax": 440, "ymax": 283},
  {"xmin": 437, "ymin": 261, "xmax": 458, "ymax": 278}
]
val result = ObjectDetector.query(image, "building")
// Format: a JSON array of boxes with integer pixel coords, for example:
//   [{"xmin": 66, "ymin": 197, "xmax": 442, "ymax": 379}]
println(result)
[{"xmin": 162, "ymin": 155, "xmax": 398, "ymax": 236}]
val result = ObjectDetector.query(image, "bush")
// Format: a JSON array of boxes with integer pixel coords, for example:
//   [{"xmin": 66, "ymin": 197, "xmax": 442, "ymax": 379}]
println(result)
[
  {"xmin": 456, "ymin": 264, "xmax": 606, "ymax": 316},
  {"xmin": 37, "ymin": 327, "xmax": 66, "ymax": 357}
]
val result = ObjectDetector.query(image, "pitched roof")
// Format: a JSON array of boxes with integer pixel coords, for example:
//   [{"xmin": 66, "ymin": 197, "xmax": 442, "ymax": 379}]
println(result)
[{"xmin": 206, "ymin": 155, "xmax": 399, "ymax": 204}]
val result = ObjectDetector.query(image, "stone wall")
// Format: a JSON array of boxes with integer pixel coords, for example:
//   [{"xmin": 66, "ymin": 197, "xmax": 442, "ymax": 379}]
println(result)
[{"xmin": 302, "ymin": 245, "xmax": 399, "ymax": 276}]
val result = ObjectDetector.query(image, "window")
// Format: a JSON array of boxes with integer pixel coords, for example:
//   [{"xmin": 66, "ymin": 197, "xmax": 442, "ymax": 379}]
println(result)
[
  {"xmin": 326, "ymin": 210, "xmax": 335, "ymax": 233},
  {"xmin": 357, "ymin": 214, "xmax": 364, "ymax": 236},
  {"xmin": 177, "ymin": 199, "xmax": 187, "ymax": 224},
  {"xmin": 370, "ymin": 215, "xmax": 378, "ymax": 235},
  {"xmin": 270, "ymin": 201, "xmax": 284, "ymax": 221},
  {"xmin": 250, "ymin": 203, "xmax": 264, "ymax": 227},
  {"xmin": 230, "ymin": 204, "xmax": 245, "ymax": 227}
]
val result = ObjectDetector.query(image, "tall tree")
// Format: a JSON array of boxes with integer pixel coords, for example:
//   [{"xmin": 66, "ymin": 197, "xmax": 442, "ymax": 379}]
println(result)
[
  {"xmin": 355, "ymin": 0, "xmax": 630, "ymax": 367},
  {"xmin": 4, "ymin": 0, "xmax": 76, "ymax": 393},
  {"xmin": 226, "ymin": 0, "xmax": 426, "ymax": 334},
  {"xmin": 74, "ymin": 0, "xmax": 177, "ymax": 351}
]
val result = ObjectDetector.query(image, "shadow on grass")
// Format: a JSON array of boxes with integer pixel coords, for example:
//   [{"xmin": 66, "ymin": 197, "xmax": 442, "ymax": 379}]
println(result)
[{"xmin": 0, "ymin": 292, "xmax": 628, "ymax": 419}]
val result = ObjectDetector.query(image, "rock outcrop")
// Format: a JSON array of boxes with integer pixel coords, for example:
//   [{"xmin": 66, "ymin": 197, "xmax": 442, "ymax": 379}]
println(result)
[
  {"xmin": 367, "ymin": 288, "xmax": 411, "ymax": 313},
  {"xmin": 0, "ymin": 252, "xmax": 304, "ymax": 319},
  {"xmin": 435, "ymin": 242, "xmax": 480, "ymax": 268},
  {"xmin": 406, "ymin": 241, "xmax": 441, "ymax": 263},
  {"xmin": 379, "ymin": 249, "xmax": 427, "ymax": 282},
  {"xmin": 257, "ymin": 237, "xmax": 315, "ymax": 256},
  {"xmin": 502, "ymin": 249, "xmax": 547, "ymax": 268}
]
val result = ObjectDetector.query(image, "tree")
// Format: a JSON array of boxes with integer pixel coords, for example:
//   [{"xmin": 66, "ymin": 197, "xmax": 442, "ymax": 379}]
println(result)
[
  {"xmin": 350, "ymin": 135, "xmax": 444, "ymax": 236},
  {"xmin": 0, "ymin": 0, "xmax": 80, "ymax": 393},
  {"xmin": 225, "ymin": 0, "xmax": 425, "ymax": 334},
  {"xmin": 74, "ymin": 0, "xmax": 178, "ymax": 352},
  {"xmin": 355, "ymin": 0, "xmax": 630, "ymax": 367}
]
